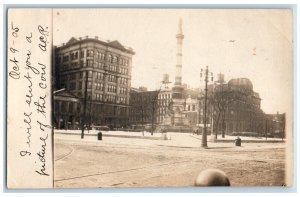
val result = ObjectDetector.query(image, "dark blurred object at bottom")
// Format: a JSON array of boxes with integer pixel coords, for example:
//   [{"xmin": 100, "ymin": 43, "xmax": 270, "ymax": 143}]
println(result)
[{"xmin": 195, "ymin": 169, "xmax": 230, "ymax": 186}]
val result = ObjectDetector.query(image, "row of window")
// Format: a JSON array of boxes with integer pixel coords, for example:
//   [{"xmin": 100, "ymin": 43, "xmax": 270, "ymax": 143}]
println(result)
[
  {"xmin": 55, "ymin": 101, "xmax": 81, "ymax": 114},
  {"xmin": 60, "ymin": 60, "xmax": 129, "ymax": 75},
  {"xmin": 71, "ymin": 51, "xmax": 79, "ymax": 61},
  {"xmin": 107, "ymin": 85, "xmax": 117, "ymax": 93},
  {"xmin": 186, "ymin": 105, "xmax": 196, "ymax": 111},
  {"xmin": 107, "ymin": 74, "xmax": 117, "ymax": 83},
  {"xmin": 119, "ymin": 87, "xmax": 127, "ymax": 95},
  {"xmin": 94, "ymin": 94, "xmax": 127, "ymax": 104},
  {"xmin": 96, "ymin": 72, "xmax": 105, "ymax": 80},
  {"xmin": 119, "ymin": 77, "xmax": 128, "ymax": 85},
  {"xmin": 159, "ymin": 94, "xmax": 172, "ymax": 99},
  {"xmin": 63, "ymin": 72, "xmax": 128, "ymax": 84},
  {"xmin": 95, "ymin": 82, "xmax": 104, "ymax": 91},
  {"xmin": 107, "ymin": 54, "xmax": 129, "ymax": 66},
  {"xmin": 159, "ymin": 108, "xmax": 167, "ymax": 114},
  {"xmin": 158, "ymin": 100, "xmax": 170, "ymax": 106},
  {"xmin": 61, "ymin": 80, "xmax": 128, "ymax": 92},
  {"xmin": 59, "ymin": 50, "xmax": 129, "ymax": 66}
]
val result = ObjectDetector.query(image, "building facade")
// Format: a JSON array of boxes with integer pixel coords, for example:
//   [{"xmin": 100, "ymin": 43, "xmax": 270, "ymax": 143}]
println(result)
[
  {"xmin": 129, "ymin": 87, "xmax": 159, "ymax": 129},
  {"xmin": 265, "ymin": 112, "xmax": 286, "ymax": 138},
  {"xmin": 208, "ymin": 77, "xmax": 265, "ymax": 137},
  {"xmin": 157, "ymin": 88, "xmax": 173, "ymax": 124},
  {"xmin": 54, "ymin": 36, "xmax": 134, "ymax": 129},
  {"xmin": 53, "ymin": 89, "xmax": 82, "ymax": 130}
]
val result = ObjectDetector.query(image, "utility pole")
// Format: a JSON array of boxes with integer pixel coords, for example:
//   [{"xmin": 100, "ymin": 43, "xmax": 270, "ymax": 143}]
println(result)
[
  {"xmin": 81, "ymin": 70, "xmax": 88, "ymax": 139},
  {"xmin": 200, "ymin": 66, "xmax": 213, "ymax": 147}
]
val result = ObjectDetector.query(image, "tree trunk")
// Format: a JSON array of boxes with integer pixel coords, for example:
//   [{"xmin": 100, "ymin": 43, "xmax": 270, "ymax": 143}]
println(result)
[
  {"xmin": 221, "ymin": 110, "xmax": 225, "ymax": 138},
  {"xmin": 215, "ymin": 111, "xmax": 221, "ymax": 139}
]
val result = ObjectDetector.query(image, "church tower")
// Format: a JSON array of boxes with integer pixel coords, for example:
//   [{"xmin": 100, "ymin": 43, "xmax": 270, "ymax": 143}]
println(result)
[{"xmin": 172, "ymin": 18, "xmax": 184, "ymax": 99}]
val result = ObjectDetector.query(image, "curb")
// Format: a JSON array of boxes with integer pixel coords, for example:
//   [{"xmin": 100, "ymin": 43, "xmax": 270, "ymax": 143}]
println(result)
[
  {"xmin": 190, "ymin": 134, "xmax": 285, "ymax": 143},
  {"xmin": 55, "ymin": 132, "xmax": 165, "ymax": 140}
]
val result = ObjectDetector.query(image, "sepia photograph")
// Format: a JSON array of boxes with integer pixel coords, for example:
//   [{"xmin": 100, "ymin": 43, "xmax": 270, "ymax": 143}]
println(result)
[
  {"xmin": 52, "ymin": 8, "xmax": 293, "ymax": 188},
  {"xmin": 6, "ymin": 7, "xmax": 294, "ymax": 190}
]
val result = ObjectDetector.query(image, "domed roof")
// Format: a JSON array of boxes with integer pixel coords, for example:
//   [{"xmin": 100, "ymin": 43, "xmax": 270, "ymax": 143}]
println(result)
[{"xmin": 228, "ymin": 78, "xmax": 253, "ymax": 91}]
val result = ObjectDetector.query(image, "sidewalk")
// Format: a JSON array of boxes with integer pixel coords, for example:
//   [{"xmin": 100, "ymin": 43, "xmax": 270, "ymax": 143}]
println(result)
[
  {"xmin": 191, "ymin": 134, "xmax": 286, "ymax": 143},
  {"xmin": 54, "ymin": 130, "xmax": 286, "ymax": 150},
  {"xmin": 54, "ymin": 129, "xmax": 167, "ymax": 140}
]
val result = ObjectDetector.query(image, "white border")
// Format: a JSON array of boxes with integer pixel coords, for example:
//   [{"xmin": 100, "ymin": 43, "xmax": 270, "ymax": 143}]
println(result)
[{"xmin": 1, "ymin": 0, "xmax": 299, "ymax": 196}]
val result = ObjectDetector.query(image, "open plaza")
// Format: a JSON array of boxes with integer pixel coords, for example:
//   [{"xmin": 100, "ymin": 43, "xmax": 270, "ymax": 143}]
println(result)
[{"xmin": 54, "ymin": 130, "xmax": 287, "ymax": 188}]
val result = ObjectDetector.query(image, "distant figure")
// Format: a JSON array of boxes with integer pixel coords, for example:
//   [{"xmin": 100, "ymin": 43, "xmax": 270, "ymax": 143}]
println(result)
[
  {"xmin": 192, "ymin": 128, "xmax": 197, "ymax": 135},
  {"xmin": 195, "ymin": 169, "xmax": 230, "ymax": 186}
]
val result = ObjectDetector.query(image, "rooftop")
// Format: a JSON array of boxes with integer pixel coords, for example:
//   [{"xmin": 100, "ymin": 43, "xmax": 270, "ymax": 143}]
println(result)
[{"xmin": 56, "ymin": 36, "xmax": 135, "ymax": 55}]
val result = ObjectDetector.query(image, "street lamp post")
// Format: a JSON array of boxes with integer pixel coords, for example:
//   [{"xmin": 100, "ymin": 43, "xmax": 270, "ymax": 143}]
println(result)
[
  {"xmin": 151, "ymin": 86, "xmax": 162, "ymax": 136},
  {"xmin": 200, "ymin": 66, "xmax": 213, "ymax": 147},
  {"xmin": 81, "ymin": 70, "xmax": 89, "ymax": 139}
]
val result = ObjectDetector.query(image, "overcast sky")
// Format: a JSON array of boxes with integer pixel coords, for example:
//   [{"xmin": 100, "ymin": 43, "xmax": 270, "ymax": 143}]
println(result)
[{"xmin": 53, "ymin": 9, "xmax": 293, "ymax": 114}]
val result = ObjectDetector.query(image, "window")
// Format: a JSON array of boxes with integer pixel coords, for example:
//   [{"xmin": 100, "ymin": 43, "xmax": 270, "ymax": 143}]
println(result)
[
  {"xmin": 88, "ymin": 71, "xmax": 93, "ymax": 78},
  {"xmin": 108, "ymin": 54, "xmax": 112, "ymax": 62},
  {"xmin": 63, "ymin": 55, "xmax": 69, "ymax": 62},
  {"xmin": 113, "ymin": 56, "xmax": 118, "ymax": 63},
  {"xmin": 80, "ymin": 50, "xmax": 85, "ymax": 58},
  {"xmin": 87, "ymin": 60, "xmax": 93, "ymax": 67},
  {"xmin": 96, "ymin": 72, "xmax": 100, "ymax": 80},
  {"xmin": 107, "ymin": 85, "xmax": 117, "ymax": 93},
  {"xmin": 87, "ymin": 50, "xmax": 94, "ymax": 57},
  {"xmin": 95, "ymin": 82, "xmax": 104, "ymax": 91},
  {"xmin": 71, "ymin": 62, "xmax": 78, "ymax": 68},
  {"xmin": 95, "ymin": 94, "xmax": 103, "ymax": 101},
  {"xmin": 87, "ymin": 82, "xmax": 92, "ymax": 89},
  {"xmin": 71, "ymin": 51, "xmax": 78, "ymax": 60},
  {"xmin": 108, "ymin": 74, "xmax": 117, "ymax": 82},
  {"xmin": 119, "ymin": 87, "xmax": 127, "ymax": 94},
  {"xmin": 79, "ymin": 60, "xmax": 84, "ymax": 67}
]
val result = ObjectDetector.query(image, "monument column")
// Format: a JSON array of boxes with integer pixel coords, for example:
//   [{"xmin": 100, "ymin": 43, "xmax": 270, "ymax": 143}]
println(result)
[{"xmin": 172, "ymin": 18, "xmax": 184, "ymax": 99}]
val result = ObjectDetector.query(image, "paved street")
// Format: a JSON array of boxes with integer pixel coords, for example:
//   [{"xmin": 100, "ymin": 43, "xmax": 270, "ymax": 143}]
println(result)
[{"xmin": 54, "ymin": 133, "xmax": 286, "ymax": 188}]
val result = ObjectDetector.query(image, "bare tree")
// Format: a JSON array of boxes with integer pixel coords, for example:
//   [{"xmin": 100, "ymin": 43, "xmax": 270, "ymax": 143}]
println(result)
[{"xmin": 212, "ymin": 88, "xmax": 236, "ymax": 139}]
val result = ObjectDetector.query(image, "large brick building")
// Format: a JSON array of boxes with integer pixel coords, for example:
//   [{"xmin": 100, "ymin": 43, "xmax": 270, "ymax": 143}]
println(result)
[
  {"xmin": 54, "ymin": 36, "xmax": 134, "ymax": 129},
  {"xmin": 211, "ymin": 77, "xmax": 265, "ymax": 136}
]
